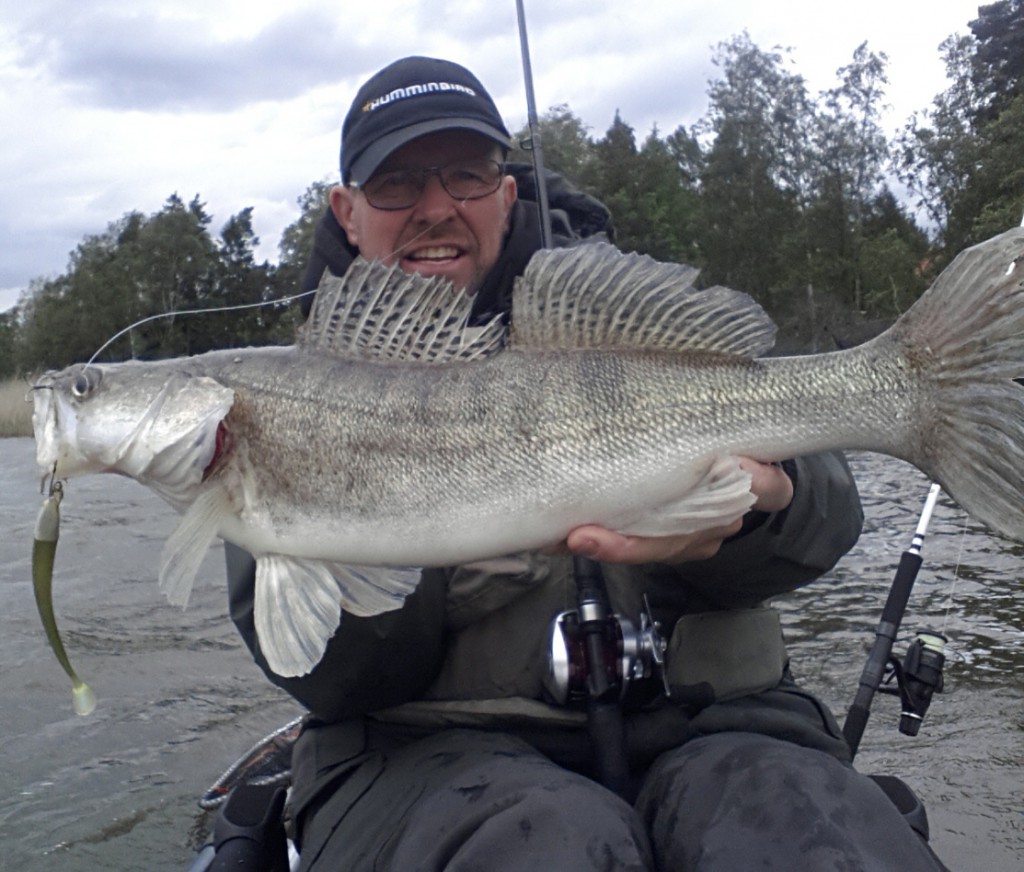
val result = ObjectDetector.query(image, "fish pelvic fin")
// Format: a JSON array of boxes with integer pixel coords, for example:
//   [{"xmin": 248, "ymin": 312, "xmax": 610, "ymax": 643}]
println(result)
[
  {"xmin": 606, "ymin": 456, "xmax": 756, "ymax": 536},
  {"xmin": 299, "ymin": 261, "xmax": 506, "ymax": 363},
  {"xmin": 892, "ymin": 226, "xmax": 1024, "ymax": 540},
  {"xmin": 159, "ymin": 485, "xmax": 234, "ymax": 607},
  {"xmin": 255, "ymin": 556, "xmax": 421, "ymax": 678},
  {"xmin": 511, "ymin": 243, "xmax": 777, "ymax": 357}
]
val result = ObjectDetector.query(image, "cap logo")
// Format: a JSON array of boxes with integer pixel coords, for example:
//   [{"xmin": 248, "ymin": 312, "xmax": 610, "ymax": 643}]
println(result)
[{"xmin": 362, "ymin": 81, "xmax": 477, "ymax": 113}]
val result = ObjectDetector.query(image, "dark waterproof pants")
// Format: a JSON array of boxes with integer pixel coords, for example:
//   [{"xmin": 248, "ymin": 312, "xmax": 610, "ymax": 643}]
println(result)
[{"xmin": 290, "ymin": 725, "xmax": 950, "ymax": 871}]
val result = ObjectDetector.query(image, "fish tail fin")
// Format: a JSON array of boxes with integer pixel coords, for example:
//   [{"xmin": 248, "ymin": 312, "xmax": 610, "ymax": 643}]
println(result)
[{"xmin": 894, "ymin": 226, "xmax": 1024, "ymax": 540}]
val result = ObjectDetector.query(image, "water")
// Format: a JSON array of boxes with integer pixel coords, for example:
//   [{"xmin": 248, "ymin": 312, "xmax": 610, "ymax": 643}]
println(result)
[{"xmin": 1, "ymin": 438, "xmax": 1021, "ymax": 870}]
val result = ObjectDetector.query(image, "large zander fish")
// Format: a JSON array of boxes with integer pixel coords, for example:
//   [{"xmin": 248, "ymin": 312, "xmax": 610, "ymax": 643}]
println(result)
[{"xmin": 32, "ymin": 227, "xmax": 1024, "ymax": 677}]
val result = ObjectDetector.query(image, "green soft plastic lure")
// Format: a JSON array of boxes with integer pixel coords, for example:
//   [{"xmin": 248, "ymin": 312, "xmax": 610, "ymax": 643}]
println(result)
[{"xmin": 32, "ymin": 480, "xmax": 96, "ymax": 716}]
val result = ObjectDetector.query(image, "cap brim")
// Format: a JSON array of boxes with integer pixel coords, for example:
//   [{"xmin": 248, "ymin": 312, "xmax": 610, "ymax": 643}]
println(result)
[{"xmin": 346, "ymin": 118, "xmax": 512, "ymax": 184}]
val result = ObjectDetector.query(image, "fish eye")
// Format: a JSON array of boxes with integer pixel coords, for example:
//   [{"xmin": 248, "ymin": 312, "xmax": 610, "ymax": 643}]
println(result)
[{"xmin": 71, "ymin": 368, "xmax": 101, "ymax": 399}]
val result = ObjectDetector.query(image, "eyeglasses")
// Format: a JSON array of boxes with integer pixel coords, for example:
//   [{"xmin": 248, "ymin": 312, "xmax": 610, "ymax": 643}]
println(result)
[{"xmin": 354, "ymin": 159, "xmax": 505, "ymax": 211}]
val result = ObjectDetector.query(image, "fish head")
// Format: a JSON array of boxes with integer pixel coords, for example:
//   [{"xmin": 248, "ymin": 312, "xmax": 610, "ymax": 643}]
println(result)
[{"xmin": 32, "ymin": 360, "xmax": 235, "ymax": 506}]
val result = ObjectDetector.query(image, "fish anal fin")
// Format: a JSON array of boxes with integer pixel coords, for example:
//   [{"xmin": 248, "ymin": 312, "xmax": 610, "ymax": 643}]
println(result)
[
  {"xmin": 610, "ymin": 456, "xmax": 755, "ymax": 537},
  {"xmin": 159, "ymin": 486, "xmax": 233, "ymax": 607},
  {"xmin": 254, "ymin": 556, "xmax": 421, "ymax": 678}
]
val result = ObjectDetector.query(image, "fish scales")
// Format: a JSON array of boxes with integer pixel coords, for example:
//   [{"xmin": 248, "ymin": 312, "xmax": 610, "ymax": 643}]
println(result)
[
  {"xmin": 30, "ymin": 229, "xmax": 1024, "ymax": 676},
  {"xmin": 208, "ymin": 340, "xmax": 921, "ymax": 567}
]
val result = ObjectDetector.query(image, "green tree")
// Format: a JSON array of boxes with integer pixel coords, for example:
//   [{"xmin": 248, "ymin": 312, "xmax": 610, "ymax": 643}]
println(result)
[
  {"xmin": 630, "ymin": 129, "xmax": 701, "ymax": 262},
  {"xmin": 969, "ymin": 0, "xmax": 1024, "ymax": 121},
  {"xmin": 128, "ymin": 194, "xmax": 219, "ymax": 357},
  {"xmin": 895, "ymin": 35, "xmax": 987, "ymax": 251},
  {"xmin": 202, "ymin": 207, "xmax": 288, "ymax": 350},
  {"xmin": 17, "ymin": 195, "xmax": 225, "ymax": 370},
  {"xmin": 276, "ymin": 181, "xmax": 333, "ymax": 304},
  {"xmin": 814, "ymin": 43, "xmax": 892, "ymax": 311},
  {"xmin": 857, "ymin": 188, "xmax": 931, "ymax": 316},
  {"xmin": 0, "ymin": 309, "xmax": 19, "ymax": 378},
  {"xmin": 696, "ymin": 33, "xmax": 807, "ymax": 304},
  {"xmin": 962, "ymin": 91, "xmax": 1024, "ymax": 240},
  {"xmin": 897, "ymin": 6, "xmax": 1024, "ymax": 254},
  {"xmin": 509, "ymin": 105, "xmax": 595, "ymax": 184},
  {"xmin": 586, "ymin": 113, "xmax": 645, "ymax": 252}
]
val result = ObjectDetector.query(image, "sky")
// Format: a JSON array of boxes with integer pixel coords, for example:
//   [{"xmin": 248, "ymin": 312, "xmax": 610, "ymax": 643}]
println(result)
[{"xmin": 0, "ymin": 0, "xmax": 987, "ymax": 313}]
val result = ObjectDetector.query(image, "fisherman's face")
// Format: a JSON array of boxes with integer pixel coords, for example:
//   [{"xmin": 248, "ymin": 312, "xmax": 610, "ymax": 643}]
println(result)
[{"xmin": 332, "ymin": 131, "xmax": 517, "ymax": 294}]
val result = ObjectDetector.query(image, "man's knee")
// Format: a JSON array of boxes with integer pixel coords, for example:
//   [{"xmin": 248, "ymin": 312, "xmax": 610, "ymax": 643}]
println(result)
[{"xmin": 636, "ymin": 732, "xmax": 948, "ymax": 872}]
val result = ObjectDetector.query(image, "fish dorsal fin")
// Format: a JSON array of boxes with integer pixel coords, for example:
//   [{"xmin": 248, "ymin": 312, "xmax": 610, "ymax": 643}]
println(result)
[
  {"xmin": 511, "ymin": 243, "xmax": 777, "ymax": 357},
  {"xmin": 299, "ymin": 258, "xmax": 506, "ymax": 362}
]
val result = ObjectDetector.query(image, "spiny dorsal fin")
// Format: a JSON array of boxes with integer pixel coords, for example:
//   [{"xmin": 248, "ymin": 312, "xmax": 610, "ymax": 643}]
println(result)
[
  {"xmin": 299, "ymin": 258, "xmax": 506, "ymax": 363},
  {"xmin": 511, "ymin": 243, "xmax": 777, "ymax": 357}
]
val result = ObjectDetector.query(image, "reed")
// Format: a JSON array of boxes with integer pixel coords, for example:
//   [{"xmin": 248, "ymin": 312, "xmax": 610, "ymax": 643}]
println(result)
[{"xmin": 0, "ymin": 377, "xmax": 33, "ymax": 438}]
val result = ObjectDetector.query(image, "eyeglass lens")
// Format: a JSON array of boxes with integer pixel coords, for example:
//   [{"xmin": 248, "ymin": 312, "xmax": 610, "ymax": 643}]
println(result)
[{"xmin": 361, "ymin": 160, "xmax": 503, "ymax": 210}]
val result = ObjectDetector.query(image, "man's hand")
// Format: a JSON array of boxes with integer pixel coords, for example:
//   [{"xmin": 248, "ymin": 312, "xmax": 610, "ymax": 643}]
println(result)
[{"xmin": 558, "ymin": 458, "xmax": 794, "ymax": 565}]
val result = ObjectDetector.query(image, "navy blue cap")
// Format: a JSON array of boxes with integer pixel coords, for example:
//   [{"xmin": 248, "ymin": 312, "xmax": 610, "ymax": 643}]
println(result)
[{"xmin": 341, "ymin": 56, "xmax": 512, "ymax": 185}]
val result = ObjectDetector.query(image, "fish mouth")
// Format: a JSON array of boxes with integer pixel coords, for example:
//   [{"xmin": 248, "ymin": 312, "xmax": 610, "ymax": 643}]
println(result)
[{"xmin": 29, "ymin": 377, "xmax": 60, "ymax": 470}]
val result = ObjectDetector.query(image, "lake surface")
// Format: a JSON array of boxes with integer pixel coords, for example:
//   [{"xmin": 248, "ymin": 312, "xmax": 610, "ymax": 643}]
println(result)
[{"xmin": 1, "ymin": 437, "xmax": 1021, "ymax": 870}]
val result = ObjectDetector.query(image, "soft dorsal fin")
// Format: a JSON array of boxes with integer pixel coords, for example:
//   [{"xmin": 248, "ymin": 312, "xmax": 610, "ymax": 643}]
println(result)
[
  {"xmin": 511, "ymin": 243, "xmax": 777, "ymax": 357},
  {"xmin": 299, "ymin": 258, "xmax": 506, "ymax": 362}
]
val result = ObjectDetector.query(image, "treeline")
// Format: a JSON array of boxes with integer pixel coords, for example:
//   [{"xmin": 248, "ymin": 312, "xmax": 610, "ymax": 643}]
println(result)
[{"xmin": 2, "ymin": 2, "xmax": 1022, "ymax": 376}]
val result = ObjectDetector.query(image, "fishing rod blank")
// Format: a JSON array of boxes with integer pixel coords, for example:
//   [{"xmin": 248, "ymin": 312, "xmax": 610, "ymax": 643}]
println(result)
[
  {"xmin": 515, "ymin": 0, "xmax": 553, "ymax": 249},
  {"xmin": 842, "ymin": 483, "xmax": 942, "ymax": 758}
]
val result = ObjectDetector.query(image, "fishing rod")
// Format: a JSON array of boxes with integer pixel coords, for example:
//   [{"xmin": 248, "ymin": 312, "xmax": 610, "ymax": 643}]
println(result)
[
  {"xmin": 842, "ymin": 482, "xmax": 947, "ymax": 758},
  {"xmin": 514, "ymin": 0, "xmax": 634, "ymax": 796},
  {"xmin": 514, "ymin": 0, "xmax": 553, "ymax": 249}
]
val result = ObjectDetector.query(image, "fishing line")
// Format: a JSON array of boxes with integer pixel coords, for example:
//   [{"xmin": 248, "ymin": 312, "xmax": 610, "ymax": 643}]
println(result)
[
  {"xmin": 83, "ymin": 204, "xmax": 479, "ymax": 369},
  {"xmin": 939, "ymin": 508, "xmax": 969, "ymax": 638},
  {"xmin": 85, "ymin": 293, "xmax": 315, "ymax": 367}
]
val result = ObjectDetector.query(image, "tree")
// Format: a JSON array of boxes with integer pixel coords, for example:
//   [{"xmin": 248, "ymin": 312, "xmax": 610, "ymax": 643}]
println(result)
[
  {"xmin": 0, "ymin": 309, "xmax": 19, "ymax": 378},
  {"xmin": 895, "ymin": 35, "xmax": 984, "ymax": 248},
  {"xmin": 962, "ymin": 91, "xmax": 1024, "ymax": 240},
  {"xmin": 205, "ymin": 207, "xmax": 285, "ymax": 350},
  {"xmin": 969, "ymin": 0, "xmax": 1024, "ymax": 121},
  {"xmin": 897, "ymin": 4, "xmax": 1024, "ymax": 254},
  {"xmin": 857, "ymin": 188, "xmax": 931, "ymax": 316},
  {"xmin": 276, "ymin": 181, "xmax": 333, "ymax": 302},
  {"xmin": 814, "ymin": 43, "xmax": 892, "ymax": 311},
  {"xmin": 16, "ymin": 195, "xmax": 261, "ymax": 371},
  {"xmin": 632, "ymin": 129, "xmax": 702, "ymax": 263},
  {"xmin": 509, "ymin": 105, "xmax": 595, "ymax": 184},
  {"xmin": 696, "ymin": 33, "xmax": 807, "ymax": 304},
  {"xmin": 127, "ymin": 195, "xmax": 219, "ymax": 357}
]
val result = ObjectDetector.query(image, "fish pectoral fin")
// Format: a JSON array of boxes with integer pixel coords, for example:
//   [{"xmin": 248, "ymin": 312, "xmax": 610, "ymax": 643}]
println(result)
[
  {"xmin": 159, "ymin": 486, "xmax": 233, "ymax": 607},
  {"xmin": 254, "ymin": 556, "xmax": 421, "ymax": 678},
  {"xmin": 612, "ymin": 456, "xmax": 756, "ymax": 537}
]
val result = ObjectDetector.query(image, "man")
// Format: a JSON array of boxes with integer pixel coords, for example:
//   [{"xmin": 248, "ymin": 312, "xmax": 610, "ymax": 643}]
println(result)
[{"xmin": 225, "ymin": 56, "xmax": 949, "ymax": 870}]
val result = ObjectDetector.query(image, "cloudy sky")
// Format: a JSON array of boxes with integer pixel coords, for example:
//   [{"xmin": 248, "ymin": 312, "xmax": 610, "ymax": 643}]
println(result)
[{"xmin": 0, "ymin": 0, "xmax": 986, "ymax": 313}]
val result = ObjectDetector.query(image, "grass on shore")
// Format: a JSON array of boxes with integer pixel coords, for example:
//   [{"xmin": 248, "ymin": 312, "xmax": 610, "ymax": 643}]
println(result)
[{"xmin": 0, "ymin": 377, "xmax": 34, "ymax": 437}]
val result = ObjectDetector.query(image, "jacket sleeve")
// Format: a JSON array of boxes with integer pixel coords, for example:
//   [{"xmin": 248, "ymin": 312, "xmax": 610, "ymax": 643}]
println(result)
[
  {"xmin": 669, "ymin": 452, "xmax": 864, "ymax": 609},
  {"xmin": 225, "ymin": 544, "xmax": 448, "ymax": 722}
]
